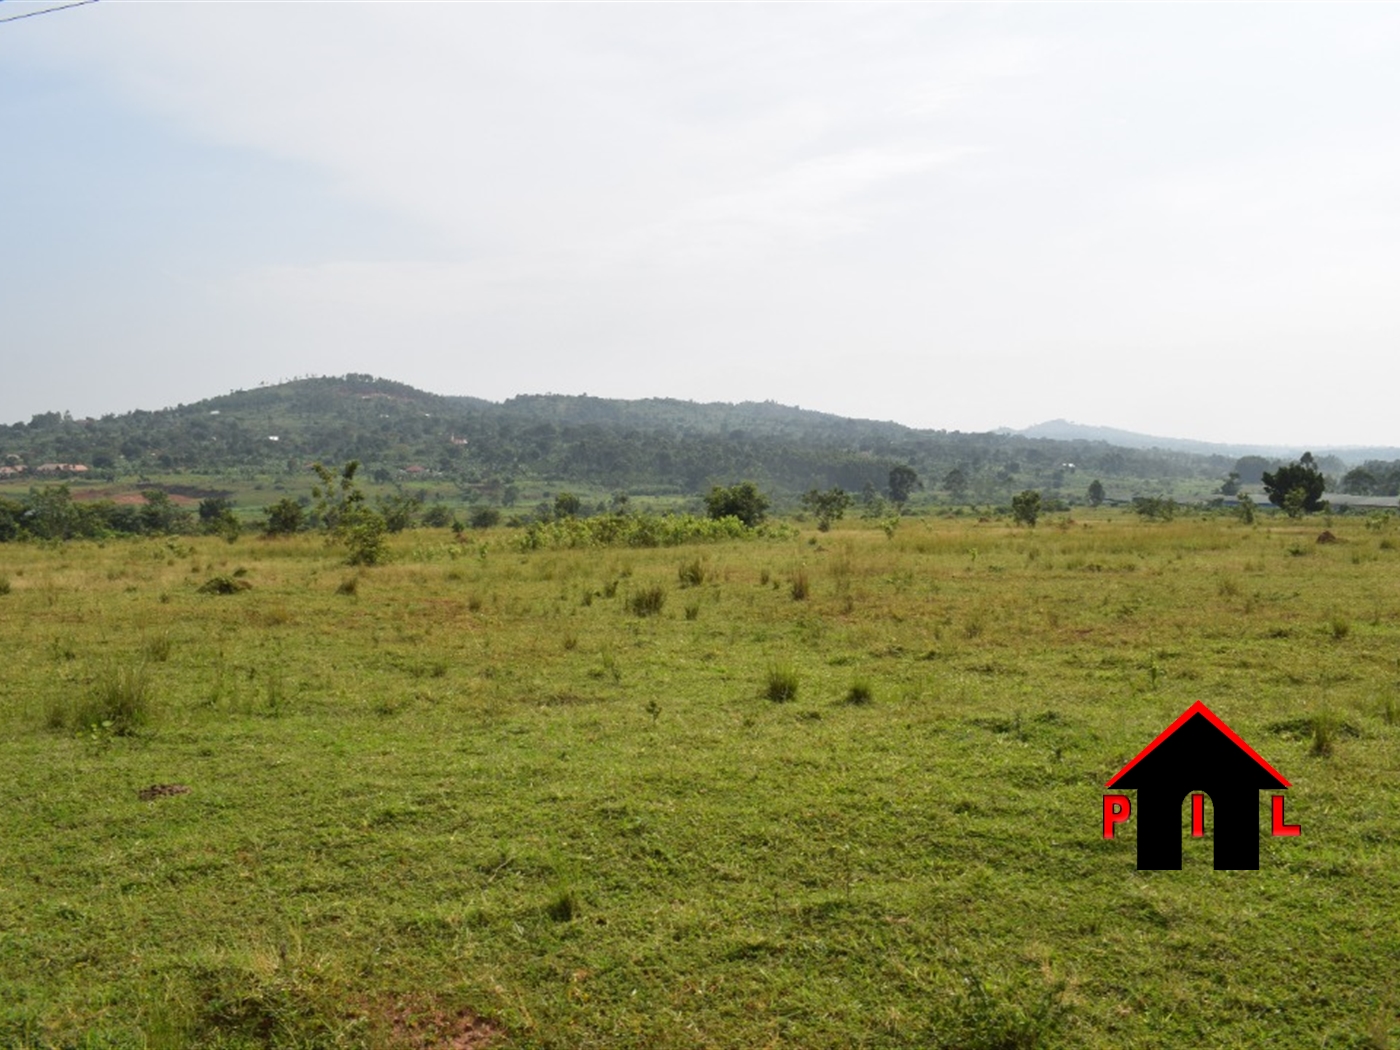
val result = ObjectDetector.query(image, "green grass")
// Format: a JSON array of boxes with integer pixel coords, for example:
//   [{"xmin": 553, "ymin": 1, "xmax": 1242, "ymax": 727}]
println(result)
[{"xmin": 0, "ymin": 515, "xmax": 1398, "ymax": 1047}]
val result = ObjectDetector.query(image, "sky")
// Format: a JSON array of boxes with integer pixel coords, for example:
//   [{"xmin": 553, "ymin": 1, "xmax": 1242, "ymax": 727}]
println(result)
[{"xmin": 3, "ymin": 3, "xmax": 1400, "ymax": 447}]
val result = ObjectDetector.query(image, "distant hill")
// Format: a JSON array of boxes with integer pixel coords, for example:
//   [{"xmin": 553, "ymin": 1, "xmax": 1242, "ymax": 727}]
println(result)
[
  {"xmin": 1017, "ymin": 419, "xmax": 1400, "ymax": 466},
  {"xmin": 0, "ymin": 375, "xmax": 1267, "ymax": 502}
]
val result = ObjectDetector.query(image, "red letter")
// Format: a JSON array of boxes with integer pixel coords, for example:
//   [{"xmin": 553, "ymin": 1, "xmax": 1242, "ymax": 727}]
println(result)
[
  {"xmin": 1272, "ymin": 795, "xmax": 1301, "ymax": 836},
  {"xmin": 1103, "ymin": 794, "xmax": 1131, "ymax": 838},
  {"xmin": 1191, "ymin": 794, "xmax": 1205, "ymax": 837}
]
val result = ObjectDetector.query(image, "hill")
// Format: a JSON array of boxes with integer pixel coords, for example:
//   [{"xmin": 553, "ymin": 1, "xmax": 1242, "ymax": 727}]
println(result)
[
  {"xmin": 1018, "ymin": 419, "xmax": 1400, "ymax": 466},
  {"xmin": 1, "ymin": 375, "xmax": 1248, "ymax": 502}
]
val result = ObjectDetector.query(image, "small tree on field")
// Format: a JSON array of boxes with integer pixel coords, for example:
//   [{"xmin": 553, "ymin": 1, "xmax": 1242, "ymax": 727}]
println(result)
[
  {"xmin": 888, "ymin": 465, "xmax": 920, "ymax": 505},
  {"xmin": 1087, "ymin": 479, "xmax": 1105, "ymax": 507},
  {"xmin": 311, "ymin": 460, "xmax": 388, "ymax": 565},
  {"xmin": 943, "ymin": 468, "xmax": 969, "ymax": 503},
  {"xmin": 801, "ymin": 487, "xmax": 853, "ymax": 532},
  {"xmin": 1261, "ymin": 456, "xmax": 1325, "ymax": 515},
  {"xmin": 1236, "ymin": 493, "xmax": 1256, "ymax": 525},
  {"xmin": 377, "ymin": 491, "xmax": 424, "ymax": 533},
  {"xmin": 469, "ymin": 506, "xmax": 502, "ymax": 529},
  {"xmin": 704, "ymin": 482, "xmax": 769, "ymax": 527},
  {"xmin": 1011, "ymin": 489, "xmax": 1041, "ymax": 527},
  {"xmin": 263, "ymin": 498, "xmax": 305, "ymax": 536},
  {"xmin": 554, "ymin": 492, "xmax": 582, "ymax": 519}
]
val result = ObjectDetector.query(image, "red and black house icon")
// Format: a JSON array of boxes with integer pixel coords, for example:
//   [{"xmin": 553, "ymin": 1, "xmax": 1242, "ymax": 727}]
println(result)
[{"xmin": 1103, "ymin": 702, "xmax": 1301, "ymax": 870}]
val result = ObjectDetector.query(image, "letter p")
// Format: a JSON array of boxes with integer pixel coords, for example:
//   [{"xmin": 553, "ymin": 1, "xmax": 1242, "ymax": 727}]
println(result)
[{"xmin": 1103, "ymin": 794, "xmax": 1132, "ymax": 839}]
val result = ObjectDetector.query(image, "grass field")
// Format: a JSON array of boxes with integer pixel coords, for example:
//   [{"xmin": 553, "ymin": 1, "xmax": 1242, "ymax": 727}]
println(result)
[{"xmin": 1, "ymin": 512, "xmax": 1397, "ymax": 1048}]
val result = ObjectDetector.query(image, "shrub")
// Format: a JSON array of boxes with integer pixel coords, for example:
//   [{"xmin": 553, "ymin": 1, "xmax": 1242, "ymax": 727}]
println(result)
[
  {"xmin": 470, "ymin": 506, "xmax": 502, "ymax": 530},
  {"xmin": 263, "ymin": 498, "xmax": 305, "ymax": 536},
  {"xmin": 198, "ymin": 575, "xmax": 252, "ymax": 595},
  {"xmin": 343, "ymin": 517, "xmax": 388, "ymax": 566},
  {"xmin": 629, "ymin": 585, "xmax": 666, "ymax": 617},
  {"xmin": 704, "ymin": 482, "xmax": 769, "ymax": 527},
  {"xmin": 766, "ymin": 663, "xmax": 799, "ymax": 702},
  {"xmin": 1011, "ymin": 490, "xmax": 1041, "ymax": 527},
  {"xmin": 421, "ymin": 504, "xmax": 455, "ymax": 528}
]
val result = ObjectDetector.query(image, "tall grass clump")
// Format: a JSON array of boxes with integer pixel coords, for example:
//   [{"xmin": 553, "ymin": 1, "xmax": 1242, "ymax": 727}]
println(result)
[
  {"xmin": 142, "ymin": 632, "xmax": 173, "ymax": 662},
  {"xmin": 0, "ymin": 575, "xmax": 10, "ymax": 596},
  {"xmin": 790, "ymin": 569, "xmax": 810, "ymax": 602},
  {"xmin": 765, "ymin": 663, "xmax": 799, "ymax": 702},
  {"xmin": 628, "ymin": 585, "xmax": 666, "ymax": 617},
  {"xmin": 1311, "ymin": 712, "xmax": 1337, "ymax": 757},
  {"xmin": 678, "ymin": 558, "xmax": 705, "ymax": 588},
  {"xmin": 49, "ymin": 662, "xmax": 154, "ymax": 736},
  {"xmin": 843, "ymin": 678, "xmax": 874, "ymax": 705}
]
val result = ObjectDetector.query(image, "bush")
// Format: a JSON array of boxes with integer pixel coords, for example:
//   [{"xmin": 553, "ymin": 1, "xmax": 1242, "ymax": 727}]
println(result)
[
  {"xmin": 263, "ymin": 498, "xmax": 305, "ymax": 536},
  {"xmin": 198, "ymin": 575, "xmax": 252, "ymax": 595},
  {"xmin": 421, "ymin": 504, "xmax": 455, "ymax": 528},
  {"xmin": 704, "ymin": 482, "xmax": 769, "ymax": 527},
  {"xmin": 343, "ymin": 517, "xmax": 389, "ymax": 566},
  {"xmin": 470, "ymin": 506, "xmax": 502, "ymax": 530},
  {"xmin": 1011, "ymin": 490, "xmax": 1041, "ymax": 527}
]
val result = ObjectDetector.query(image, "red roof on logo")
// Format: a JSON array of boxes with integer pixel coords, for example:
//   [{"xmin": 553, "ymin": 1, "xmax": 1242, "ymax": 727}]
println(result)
[{"xmin": 1105, "ymin": 701, "xmax": 1290, "ymax": 789}]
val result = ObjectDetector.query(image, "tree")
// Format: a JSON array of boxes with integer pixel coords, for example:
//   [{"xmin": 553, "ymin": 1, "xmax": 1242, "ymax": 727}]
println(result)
[
  {"xmin": 800, "ymin": 487, "xmax": 852, "ymax": 532},
  {"xmin": 1087, "ymin": 479, "xmax": 1105, "ymax": 507},
  {"xmin": 888, "ymin": 465, "xmax": 920, "ymax": 505},
  {"xmin": 1133, "ymin": 496, "xmax": 1177, "ymax": 521},
  {"xmin": 704, "ymin": 482, "xmax": 769, "ymax": 527},
  {"xmin": 263, "ymin": 498, "xmax": 305, "ymax": 536},
  {"xmin": 1236, "ymin": 493, "xmax": 1256, "ymax": 525},
  {"xmin": 1341, "ymin": 467, "xmax": 1376, "ymax": 496},
  {"xmin": 469, "ymin": 506, "xmax": 501, "ymax": 529},
  {"xmin": 1011, "ymin": 489, "xmax": 1041, "ymax": 527},
  {"xmin": 942, "ymin": 468, "xmax": 969, "ymax": 502},
  {"xmin": 1261, "ymin": 456, "xmax": 1325, "ymax": 514},
  {"xmin": 198, "ymin": 496, "xmax": 240, "ymax": 540},
  {"xmin": 1218, "ymin": 472, "xmax": 1241, "ymax": 497},
  {"xmin": 377, "ymin": 491, "xmax": 424, "ymax": 533},
  {"xmin": 311, "ymin": 460, "xmax": 368, "ymax": 531},
  {"xmin": 311, "ymin": 460, "xmax": 389, "ymax": 565},
  {"xmin": 1234, "ymin": 456, "xmax": 1274, "ymax": 485},
  {"xmin": 554, "ymin": 492, "xmax": 582, "ymax": 519}
]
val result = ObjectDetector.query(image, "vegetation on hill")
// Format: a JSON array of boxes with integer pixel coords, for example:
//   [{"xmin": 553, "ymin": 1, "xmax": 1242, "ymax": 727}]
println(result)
[{"xmin": 1, "ymin": 375, "xmax": 1242, "ymax": 506}]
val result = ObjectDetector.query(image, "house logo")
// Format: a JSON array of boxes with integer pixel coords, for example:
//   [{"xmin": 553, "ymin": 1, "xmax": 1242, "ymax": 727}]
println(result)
[{"xmin": 1103, "ymin": 702, "xmax": 1301, "ymax": 870}]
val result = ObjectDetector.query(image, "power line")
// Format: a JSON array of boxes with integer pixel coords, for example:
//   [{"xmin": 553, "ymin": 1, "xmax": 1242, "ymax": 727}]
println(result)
[{"xmin": 0, "ymin": 0, "xmax": 99, "ymax": 25}]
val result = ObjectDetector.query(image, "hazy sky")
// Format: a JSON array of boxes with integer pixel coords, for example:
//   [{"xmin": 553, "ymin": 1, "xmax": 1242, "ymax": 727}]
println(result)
[{"xmin": 4, "ymin": 3, "xmax": 1399, "ymax": 445}]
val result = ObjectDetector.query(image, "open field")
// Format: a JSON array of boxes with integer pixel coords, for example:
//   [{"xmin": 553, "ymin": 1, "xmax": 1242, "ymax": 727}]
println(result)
[{"xmin": 1, "ymin": 513, "xmax": 1398, "ymax": 1048}]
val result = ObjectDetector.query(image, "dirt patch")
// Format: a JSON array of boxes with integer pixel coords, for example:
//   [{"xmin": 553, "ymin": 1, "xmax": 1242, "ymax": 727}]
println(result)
[{"xmin": 362, "ymin": 994, "xmax": 501, "ymax": 1049}]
